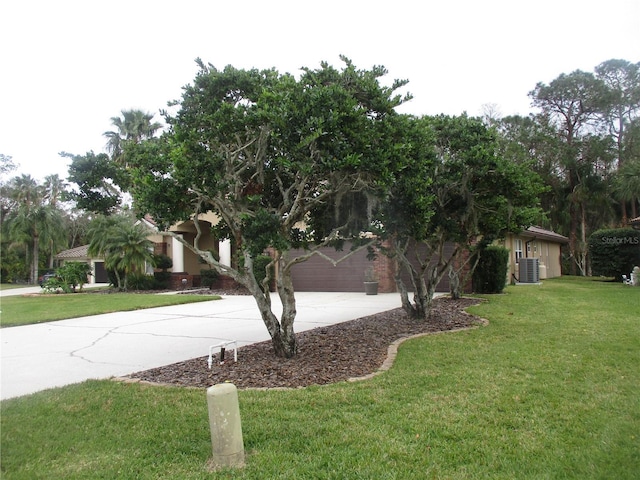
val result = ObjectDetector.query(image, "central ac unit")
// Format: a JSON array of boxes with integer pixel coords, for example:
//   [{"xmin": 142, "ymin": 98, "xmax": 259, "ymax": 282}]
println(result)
[{"xmin": 519, "ymin": 258, "xmax": 539, "ymax": 283}]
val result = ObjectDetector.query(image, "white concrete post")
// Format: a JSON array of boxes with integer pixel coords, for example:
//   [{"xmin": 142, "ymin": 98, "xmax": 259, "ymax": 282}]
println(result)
[
  {"xmin": 172, "ymin": 234, "xmax": 184, "ymax": 272},
  {"xmin": 219, "ymin": 239, "xmax": 231, "ymax": 267},
  {"xmin": 206, "ymin": 383, "xmax": 245, "ymax": 470}
]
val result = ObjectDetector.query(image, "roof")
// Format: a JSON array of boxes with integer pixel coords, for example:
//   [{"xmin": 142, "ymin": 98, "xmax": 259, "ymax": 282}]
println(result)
[
  {"xmin": 55, "ymin": 245, "xmax": 93, "ymax": 259},
  {"xmin": 518, "ymin": 226, "xmax": 569, "ymax": 244},
  {"xmin": 630, "ymin": 216, "xmax": 640, "ymax": 229}
]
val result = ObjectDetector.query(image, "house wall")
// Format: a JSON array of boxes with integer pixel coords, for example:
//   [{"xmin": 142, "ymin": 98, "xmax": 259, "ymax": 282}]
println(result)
[
  {"xmin": 180, "ymin": 232, "xmax": 218, "ymax": 274},
  {"xmin": 503, "ymin": 235, "xmax": 563, "ymax": 281}
]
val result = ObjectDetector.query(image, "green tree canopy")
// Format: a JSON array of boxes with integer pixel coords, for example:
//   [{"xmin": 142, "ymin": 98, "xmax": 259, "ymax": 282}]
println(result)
[
  {"xmin": 64, "ymin": 151, "xmax": 128, "ymax": 215},
  {"xmin": 382, "ymin": 114, "xmax": 543, "ymax": 318},
  {"xmin": 128, "ymin": 57, "xmax": 409, "ymax": 358}
]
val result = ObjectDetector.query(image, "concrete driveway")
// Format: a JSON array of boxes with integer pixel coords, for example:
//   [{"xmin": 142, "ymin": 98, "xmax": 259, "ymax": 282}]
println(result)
[{"xmin": 0, "ymin": 291, "xmax": 402, "ymax": 400}]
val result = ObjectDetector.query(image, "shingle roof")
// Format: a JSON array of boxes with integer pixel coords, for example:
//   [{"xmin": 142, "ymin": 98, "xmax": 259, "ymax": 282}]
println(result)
[
  {"xmin": 55, "ymin": 245, "xmax": 92, "ymax": 259},
  {"xmin": 520, "ymin": 226, "xmax": 569, "ymax": 244}
]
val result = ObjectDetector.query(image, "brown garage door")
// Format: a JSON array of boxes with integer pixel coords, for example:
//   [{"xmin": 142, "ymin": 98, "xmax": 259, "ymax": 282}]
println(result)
[
  {"xmin": 290, "ymin": 241, "xmax": 458, "ymax": 293},
  {"xmin": 290, "ymin": 246, "xmax": 373, "ymax": 292}
]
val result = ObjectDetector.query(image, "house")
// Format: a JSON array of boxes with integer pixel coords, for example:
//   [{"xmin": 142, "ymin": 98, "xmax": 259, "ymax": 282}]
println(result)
[
  {"xmin": 501, "ymin": 226, "xmax": 568, "ymax": 282},
  {"xmin": 630, "ymin": 216, "xmax": 640, "ymax": 230},
  {"xmin": 57, "ymin": 215, "xmax": 567, "ymax": 292},
  {"xmin": 55, "ymin": 245, "xmax": 110, "ymax": 283},
  {"xmin": 56, "ymin": 213, "xmax": 230, "ymax": 288}
]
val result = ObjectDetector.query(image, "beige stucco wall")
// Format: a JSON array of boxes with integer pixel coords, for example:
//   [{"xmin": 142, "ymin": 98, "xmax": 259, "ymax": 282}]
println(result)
[
  {"xmin": 503, "ymin": 235, "xmax": 563, "ymax": 282},
  {"xmin": 181, "ymin": 231, "xmax": 218, "ymax": 274}
]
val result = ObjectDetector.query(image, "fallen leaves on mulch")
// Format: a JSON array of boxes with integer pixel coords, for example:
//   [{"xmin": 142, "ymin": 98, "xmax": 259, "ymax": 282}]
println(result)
[{"xmin": 124, "ymin": 297, "xmax": 483, "ymax": 390}]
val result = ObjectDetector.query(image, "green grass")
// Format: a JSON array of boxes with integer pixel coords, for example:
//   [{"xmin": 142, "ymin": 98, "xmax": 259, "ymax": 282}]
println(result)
[
  {"xmin": 1, "ymin": 277, "xmax": 639, "ymax": 479},
  {"xmin": 0, "ymin": 283, "xmax": 29, "ymax": 291},
  {"xmin": 0, "ymin": 293, "xmax": 219, "ymax": 328}
]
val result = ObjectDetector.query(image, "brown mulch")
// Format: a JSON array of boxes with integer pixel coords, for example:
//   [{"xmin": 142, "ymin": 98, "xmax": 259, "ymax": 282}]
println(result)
[{"xmin": 124, "ymin": 296, "xmax": 484, "ymax": 390}]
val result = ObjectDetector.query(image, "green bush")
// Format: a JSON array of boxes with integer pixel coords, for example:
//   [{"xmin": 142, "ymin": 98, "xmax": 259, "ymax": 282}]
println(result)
[
  {"xmin": 200, "ymin": 268, "xmax": 219, "ymax": 287},
  {"xmin": 126, "ymin": 273, "xmax": 157, "ymax": 290},
  {"xmin": 153, "ymin": 254, "xmax": 173, "ymax": 271},
  {"xmin": 589, "ymin": 228, "xmax": 640, "ymax": 280},
  {"xmin": 153, "ymin": 271, "xmax": 172, "ymax": 289},
  {"xmin": 42, "ymin": 262, "xmax": 93, "ymax": 293},
  {"xmin": 472, "ymin": 246, "xmax": 510, "ymax": 294}
]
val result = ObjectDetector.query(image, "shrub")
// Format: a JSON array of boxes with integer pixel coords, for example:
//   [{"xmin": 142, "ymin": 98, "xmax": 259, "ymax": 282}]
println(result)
[
  {"xmin": 589, "ymin": 228, "xmax": 640, "ymax": 280},
  {"xmin": 200, "ymin": 269, "xmax": 219, "ymax": 287},
  {"xmin": 126, "ymin": 273, "xmax": 157, "ymax": 290},
  {"xmin": 153, "ymin": 254, "xmax": 173, "ymax": 271},
  {"xmin": 42, "ymin": 262, "xmax": 93, "ymax": 293},
  {"xmin": 472, "ymin": 246, "xmax": 510, "ymax": 294},
  {"xmin": 153, "ymin": 271, "xmax": 172, "ymax": 289}
]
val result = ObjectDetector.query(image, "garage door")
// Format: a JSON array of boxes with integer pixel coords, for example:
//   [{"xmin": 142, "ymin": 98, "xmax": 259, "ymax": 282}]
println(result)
[
  {"xmin": 94, "ymin": 262, "xmax": 109, "ymax": 283},
  {"xmin": 290, "ymin": 246, "xmax": 373, "ymax": 292},
  {"xmin": 290, "ymin": 241, "xmax": 459, "ymax": 293}
]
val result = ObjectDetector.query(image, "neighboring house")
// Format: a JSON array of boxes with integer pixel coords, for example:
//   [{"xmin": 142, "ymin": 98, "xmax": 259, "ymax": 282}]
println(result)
[
  {"xmin": 501, "ymin": 226, "xmax": 568, "ymax": 282},
  {"xmin": 56, "ymin": 213, "xmax": 230, "ymax": 288},
  {"xmin": 55, "ymin": 245, "xmax": 109, "ymax": 283},
  {"xmin": 58, "ymin": 216, "xmax": 567, "ymax": 291},
  {"xmin": 630, "ymin": 216, "xmax": 640, "ymax": 230}
]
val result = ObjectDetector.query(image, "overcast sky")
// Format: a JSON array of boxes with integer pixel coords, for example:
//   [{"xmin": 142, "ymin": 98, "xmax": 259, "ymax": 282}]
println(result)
[{"xmin": 1, "ymin": 0, "xmax": 639, "ymax": 183}]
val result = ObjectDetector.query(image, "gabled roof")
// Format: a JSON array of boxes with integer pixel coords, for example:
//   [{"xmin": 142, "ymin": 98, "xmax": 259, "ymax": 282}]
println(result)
[
  {"xmin": 518, "ymin": 226, "xmax": 569, "ymax": 244},
  {"xmin": 55, "ymin": 245, "xmax": 93, "ymax": 259}
]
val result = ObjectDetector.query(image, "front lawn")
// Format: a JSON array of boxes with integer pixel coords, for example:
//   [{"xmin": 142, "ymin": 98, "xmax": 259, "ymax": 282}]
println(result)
[
  {"xmin": 0, "ymin": 283, "xmax": 30, "ymax": 291},
  {"xmin": 1, "ymin": 277, "xmax": 638, "ymax": 479},
  {"xmin": 0, "ymin": 292, "xmax": 219, "ymax": 328}
]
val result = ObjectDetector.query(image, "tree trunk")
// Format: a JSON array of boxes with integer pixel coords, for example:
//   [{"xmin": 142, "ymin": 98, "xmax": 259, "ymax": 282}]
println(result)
[
  {"xmin": 449, "ymin": 264, "xmax": 461, "ymax": 300},
  {"xmin": 395, "ymin": 251, "xmax": 435, "ymax": 320},
  {"xmin": 569, "ymin": 170, "xmax": 579, "ymax": 276},
  {"xmin": 31, "ymin": 234, "xmax": 39, "ymax": 285},
  {"xmin": 396, "ymin": 279, "xmax": 415, "ymax": 317},
  {"xmin": 275, "ymin": 264, "xmax": 298, "ymax": 358},
  {"xmin": 580, "ymin": 202, "xmax": 588, "ymax": 276},
  {"xmin": 241, "ymin": 253, "xmax": 298, "ymax": 358}
]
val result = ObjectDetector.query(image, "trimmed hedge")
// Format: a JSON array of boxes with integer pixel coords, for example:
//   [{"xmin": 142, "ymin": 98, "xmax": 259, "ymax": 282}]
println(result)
[
  {"xmin": 473, "ymin": 246, "xmax": 510, "ymax": 294},
  {"xmin": 589, "ymin": 228, "xmax": 640, "ymax": 280}
]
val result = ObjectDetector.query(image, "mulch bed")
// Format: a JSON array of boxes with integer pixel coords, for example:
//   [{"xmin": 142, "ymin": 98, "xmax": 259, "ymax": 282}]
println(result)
[{"xmin": 124, "ymin": 296, "xmax": 484, "ymax": 390}]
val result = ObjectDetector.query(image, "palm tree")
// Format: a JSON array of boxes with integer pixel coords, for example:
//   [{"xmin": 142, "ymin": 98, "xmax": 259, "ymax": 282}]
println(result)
[
  {"xmin": 42, "ymin": 174, "xmax": 67, "ymax": 207},
  {"xmin": 87, "ymin": 214, "xmax": 155, "ymax": 290},
  {"xmin": 42, "ymin": 174, "xmax": 69, "ymax": 267},
  {"xmin": 104, "ymin": 110, "xmax": 162, "ymax": 168},
  {"xmin": 4, "ymin": 175, "xmax": 66, "ymax": 283}
]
